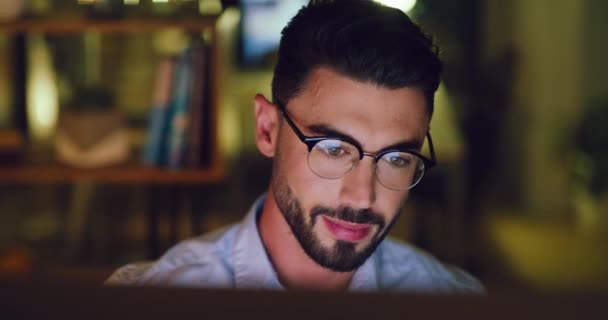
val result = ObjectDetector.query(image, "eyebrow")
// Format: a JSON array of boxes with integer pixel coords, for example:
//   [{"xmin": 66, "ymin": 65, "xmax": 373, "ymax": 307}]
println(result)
[{"xmin": 306, "ymin": 123, "xmax": 424, "ymax": 152}]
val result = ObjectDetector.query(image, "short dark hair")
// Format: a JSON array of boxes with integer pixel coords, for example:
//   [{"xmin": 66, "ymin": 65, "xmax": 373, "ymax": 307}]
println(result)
[{"xmin": 272, "ymin": 0, "xmax": 442, "ymax": 117}]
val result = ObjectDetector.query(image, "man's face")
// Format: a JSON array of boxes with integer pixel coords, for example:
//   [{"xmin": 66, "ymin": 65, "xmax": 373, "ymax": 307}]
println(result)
[{"xmin": 271, "ymin": 67, "xmax": 429, "ymax": 272}]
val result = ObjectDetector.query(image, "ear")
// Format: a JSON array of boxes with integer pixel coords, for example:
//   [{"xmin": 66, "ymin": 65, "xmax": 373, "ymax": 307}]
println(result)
[{"xmin": 254, "ymin": 94, "xmax": 280, "ymax": 158}]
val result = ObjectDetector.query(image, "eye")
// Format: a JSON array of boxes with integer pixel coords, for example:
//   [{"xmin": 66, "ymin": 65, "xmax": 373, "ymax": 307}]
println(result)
[
  {"xmin": 390, "ymin": 156, "xmax": 408, "ymax": 167},
  {"xmin": 383, "ymin": 153, "xmax": 413, "ymax": 168},
  {"xmin": 316, "ymin": 140, "xmax": 352, "ymax": 158},
  {"xmin": 325, "ymin": 146, "xmax": 345, "ymax": 157}
]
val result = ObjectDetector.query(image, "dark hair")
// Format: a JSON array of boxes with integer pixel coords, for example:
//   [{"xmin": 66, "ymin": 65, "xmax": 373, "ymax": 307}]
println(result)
[{"xmin": 272, "ymin": 0, "xmax": 442, "ymax": 117}]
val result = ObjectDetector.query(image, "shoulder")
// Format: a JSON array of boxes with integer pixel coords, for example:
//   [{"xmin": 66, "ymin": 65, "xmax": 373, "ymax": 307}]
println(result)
[
  {"xmin": 375, "ymin": 238, "xmax": 485, "ymax": 294},
  {"xmin": 105, "ymin": 225, "xmax": 239, "ymax": 288}
]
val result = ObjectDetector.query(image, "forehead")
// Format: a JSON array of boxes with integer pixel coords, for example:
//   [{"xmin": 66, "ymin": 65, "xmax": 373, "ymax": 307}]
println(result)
[{"xmin": 288, "ymin": 67, "xmax": 429, "ymax": 149}]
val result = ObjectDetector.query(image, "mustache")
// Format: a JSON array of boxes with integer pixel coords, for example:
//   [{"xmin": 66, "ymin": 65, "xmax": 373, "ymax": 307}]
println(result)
[{"xmin": 310, "ymin": 206, "xmax": 386, "ymax": 230}]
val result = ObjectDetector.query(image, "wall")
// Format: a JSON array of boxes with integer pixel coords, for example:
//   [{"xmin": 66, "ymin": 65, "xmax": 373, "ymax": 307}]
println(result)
[
  {"xmin": 583, "ymin": 0, "xmax": 608, "ymax": 102},
  {"xmin": 481, "ymin": 0, "xmax": 608, "ymax": 289},
  {"xmin": 483, "ymin": 0, "xmax": 585, "ymax": 215},
  {"xmin": 216, "ymin": 7, "xmax": 273, "ymax": 161}
]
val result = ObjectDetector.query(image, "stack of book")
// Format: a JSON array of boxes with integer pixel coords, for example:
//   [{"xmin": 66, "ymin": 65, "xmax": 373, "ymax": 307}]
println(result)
[{"xmin": 142, "ymin": 42, "xmax": 212, "ymax": 170}]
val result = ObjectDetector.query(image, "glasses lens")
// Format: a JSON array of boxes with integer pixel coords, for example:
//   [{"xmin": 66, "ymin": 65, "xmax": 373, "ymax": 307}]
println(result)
[
  {"xmin": 375, "ymin": 151, "xmax": 426, "ymax": 190},
  {"xmin": 308, "ymin": 139, "xmax": 359, "ymax": 179}
]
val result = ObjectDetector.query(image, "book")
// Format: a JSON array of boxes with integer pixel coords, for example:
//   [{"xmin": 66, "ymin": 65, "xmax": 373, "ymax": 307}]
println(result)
[
  {"xmin": 186, "ymin": 43, "xmax": 207, "ymax": 168},
  {"xmin": 165, "ymin": 48, "xmax": 194, "ymax": 169},
  {"xmin": 142, "ymin": 56, "xmax": 176, "ymax": 166},
  {"xmin": 199, "ymin": 43, "xmax": 214, "ymax": 168}
]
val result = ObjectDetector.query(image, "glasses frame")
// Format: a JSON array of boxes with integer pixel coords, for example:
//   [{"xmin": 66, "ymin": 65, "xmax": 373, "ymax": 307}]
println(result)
[{"xmin": 274, "ymin": 100, "xmax": 437, "ymax": 189}]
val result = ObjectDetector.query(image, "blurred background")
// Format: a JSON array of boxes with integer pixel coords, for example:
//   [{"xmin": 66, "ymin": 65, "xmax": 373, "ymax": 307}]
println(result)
[{"xmin": 0, "ymin": 0, "xmax": 606, "ymax": 292}]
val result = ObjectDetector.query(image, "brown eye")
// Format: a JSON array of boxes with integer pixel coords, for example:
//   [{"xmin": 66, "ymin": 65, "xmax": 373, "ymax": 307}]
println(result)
[
  {"xmin": 316, "ymin": 140, "xmax": 350, "ymax": 158},
  {"xmin": 382, "ymin": 152, "xmax": 413, "ymax": 168}
]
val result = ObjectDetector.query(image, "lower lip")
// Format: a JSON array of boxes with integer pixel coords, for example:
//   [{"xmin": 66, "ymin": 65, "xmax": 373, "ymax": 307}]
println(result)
[{"xmin": 321, "ymin": 216, "xmax": 372, "ymax": 242}]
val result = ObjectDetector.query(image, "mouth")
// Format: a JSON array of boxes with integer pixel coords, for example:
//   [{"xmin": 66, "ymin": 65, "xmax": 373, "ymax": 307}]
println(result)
[{"xmin": 321, "ymin": 215, "xmax": 373, "ymax": 243}]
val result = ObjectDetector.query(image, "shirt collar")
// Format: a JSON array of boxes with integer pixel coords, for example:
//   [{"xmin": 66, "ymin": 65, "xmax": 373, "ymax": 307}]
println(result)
[
  {"xmin": 232, "ymin": 194, "xmax": 379, "ymax": 291},
  {"xmin": 232, "ymin": 194, "xmax": 282, "ymax": 289},
  {"xmin": 349, "ymin": 249, "xmax": 379, "ymax": 291}
]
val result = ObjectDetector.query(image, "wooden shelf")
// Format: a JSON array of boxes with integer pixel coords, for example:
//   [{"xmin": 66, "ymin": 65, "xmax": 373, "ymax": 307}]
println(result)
[
  {"xmin": 0, "ymin": 17, "xmax": 218, "ymax": 33},
  {"xmin": 0, "ymin": 16, "xmax": 225, "ymax": 185},
  {"xmin": 0, "ymin": 164, "xmax": 225, "ymax": 184}
]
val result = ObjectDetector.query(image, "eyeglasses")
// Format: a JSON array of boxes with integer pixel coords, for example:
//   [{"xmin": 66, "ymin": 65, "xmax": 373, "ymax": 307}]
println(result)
[{"xmin": 275, "ymin": 100, "xmax": 437, "ymax": 191}]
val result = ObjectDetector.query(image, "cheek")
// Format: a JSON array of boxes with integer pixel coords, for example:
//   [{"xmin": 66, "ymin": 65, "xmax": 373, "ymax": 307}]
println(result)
[
  {"xmin": 376, "ymin": 189, "xmax": 410, "ymax": 223},
  {"xmin": 276, "ymin": 137, "xmax": 340, "ymax": 209}
]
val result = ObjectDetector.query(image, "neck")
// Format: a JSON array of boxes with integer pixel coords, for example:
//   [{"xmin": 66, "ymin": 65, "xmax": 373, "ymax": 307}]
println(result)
[{"xmin": 258, "ymin": 190, "xmax": 354, "ymax": 291}]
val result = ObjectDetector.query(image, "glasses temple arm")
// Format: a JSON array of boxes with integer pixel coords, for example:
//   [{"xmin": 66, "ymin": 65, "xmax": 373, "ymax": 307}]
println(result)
[
  {"xmin": 275, "ymin": 100, "xmax": 309, "ymax": 142},
  {"xmin": 426, "ymin": 131, "xmax": 437, "ymax": 167}
]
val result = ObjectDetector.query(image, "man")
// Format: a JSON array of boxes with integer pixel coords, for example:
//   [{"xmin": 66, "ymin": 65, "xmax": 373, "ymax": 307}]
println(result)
[{"xmin": 107, "ymin": 0, "xmax": 483, "ymax": 293}]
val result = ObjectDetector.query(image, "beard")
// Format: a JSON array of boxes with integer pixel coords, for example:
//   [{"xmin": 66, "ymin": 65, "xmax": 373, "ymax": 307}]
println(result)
[{"xmin": 271, "ymin": 170, "xmax": 400, "ymax": 272}]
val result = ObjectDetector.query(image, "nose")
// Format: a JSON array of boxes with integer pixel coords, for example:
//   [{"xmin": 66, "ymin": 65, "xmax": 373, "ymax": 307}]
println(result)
[{"xmin": 338, "ymin": 156, "xmax": 377, "ymax": 209}]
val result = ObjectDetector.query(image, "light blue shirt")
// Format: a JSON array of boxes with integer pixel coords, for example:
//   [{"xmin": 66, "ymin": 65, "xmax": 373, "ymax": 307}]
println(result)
[{"xmin": 107, "ymin": 195, "xmax": 484, "ymax": 293}]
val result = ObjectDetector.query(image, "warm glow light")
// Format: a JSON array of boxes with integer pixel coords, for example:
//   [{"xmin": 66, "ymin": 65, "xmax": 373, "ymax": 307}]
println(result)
[
  {"xmin": 124, "ymin": 0, "xmax": 140, "ymax": 5},
  {"xmin": 217, "ymin": 8, "xmax": 242, "ymax": 157},
  {"xmin": 374, "ymin": 0, "xmax": 417, "ymax": 13},
  {"xmin": 26, "ymin": 35, "xmax": 59, "ymax": 142},
  {"xmin": 152, "ymin": 0, "xmax": 169, "ymax": 3},
  {"xmin": 199, "ymin": 0, "xmax": 222, "ymax": 15},
  {"xmin": 77, "ymin": 0, "xmax": 96, "ymax": 4},
  {"xmin": 0, "ymin": 36, "xmax": 11, "ymax": 127},
  {"xmin": 153, "ymin": 29, "xmax": 189, "ymax": 55}
]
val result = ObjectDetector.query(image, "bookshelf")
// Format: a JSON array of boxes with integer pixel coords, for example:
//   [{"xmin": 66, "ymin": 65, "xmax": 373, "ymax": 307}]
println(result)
[
  {"xmin": 0, "ymin": 17, "xmax": 219, "ymax": 33},
  {"xmin": 0, "ymin": 164, "xmax": 224, "ymax": 184},
  {"xmin": 0, "ymin": 16, "xmax": 224, "ymax": 185}
]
